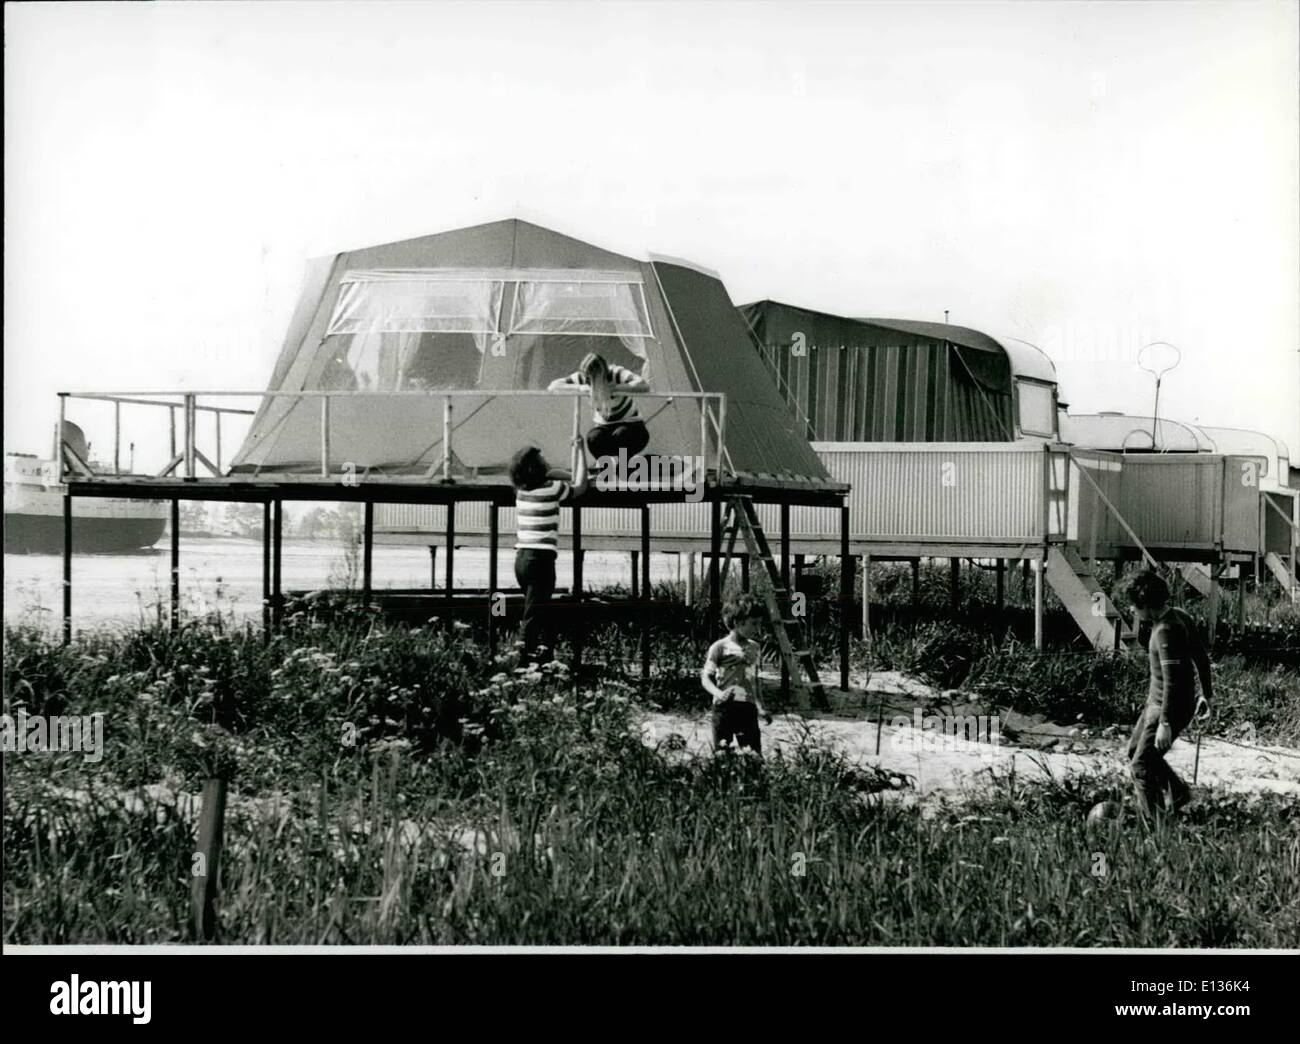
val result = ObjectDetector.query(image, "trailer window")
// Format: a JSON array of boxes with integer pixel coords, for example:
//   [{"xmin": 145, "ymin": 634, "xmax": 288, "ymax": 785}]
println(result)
[{"xmin": 1017, "ymin": 380, "xmax": 1056, "ymax": 438}]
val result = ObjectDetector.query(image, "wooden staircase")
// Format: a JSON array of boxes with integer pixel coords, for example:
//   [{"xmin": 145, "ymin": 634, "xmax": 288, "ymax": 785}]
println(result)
[
  {"xmin": 1044, "ymin": 545, "xmax": 1137, "ymax": 651},
  {"xmin": 721, "ymin": 496, "xmax": 828, "ymax": 709}
]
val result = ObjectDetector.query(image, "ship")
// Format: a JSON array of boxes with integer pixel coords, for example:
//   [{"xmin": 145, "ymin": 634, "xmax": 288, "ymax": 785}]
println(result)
[{"xmin": 4, "ymin": 422, "xmax": 168, "ymax": 554}]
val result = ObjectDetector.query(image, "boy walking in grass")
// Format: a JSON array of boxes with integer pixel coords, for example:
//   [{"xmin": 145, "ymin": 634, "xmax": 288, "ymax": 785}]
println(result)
[
  {"xmin": 1123, "ymin": 571, "xmax": 1213, "ymax": 821},
  {"xmin": 701, "ymin": 594, "xmax": 774, "ymax": 753}
]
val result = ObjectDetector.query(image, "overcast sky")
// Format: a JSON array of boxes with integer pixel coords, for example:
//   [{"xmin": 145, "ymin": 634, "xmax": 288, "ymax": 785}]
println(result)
[{"xmin": 6, "ymin": 1, "xmax": 1298, "ymax": 469}]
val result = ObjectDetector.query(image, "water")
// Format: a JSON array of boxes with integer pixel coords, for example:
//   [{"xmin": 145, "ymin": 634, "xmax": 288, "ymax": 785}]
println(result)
[{"xmin": 4, "ymin": 537, "xmax": 685, "ymax": 635}]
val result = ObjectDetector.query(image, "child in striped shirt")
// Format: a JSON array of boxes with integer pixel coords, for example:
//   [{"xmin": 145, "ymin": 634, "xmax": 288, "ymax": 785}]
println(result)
[
  {"xmin": 701, "ymin": 594, "xmax": 774, "ymax": 753},
  {"xmin": 509, "ymin": 438, "xmax": 589, "ymax": 662},
  {"xmin": 548, "ymin": 352, "xmax": 651, "ymax": 461}
]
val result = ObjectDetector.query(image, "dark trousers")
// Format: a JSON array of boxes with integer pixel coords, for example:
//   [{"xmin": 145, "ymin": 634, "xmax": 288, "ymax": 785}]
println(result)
[
  {"xmin": 1127, "ymin": 698, "xmax": 1194, "ymax": 819},
  {"xmin": 712, "ymin": 700, "xmax": 762, "ymax": 754},
  {"xmin": 586, "ymin": 420, "xmax": 650, "ymax": 461},
  {"xmin": 514, "ymin": 548, "xmax": 557, "ymax": 660}
]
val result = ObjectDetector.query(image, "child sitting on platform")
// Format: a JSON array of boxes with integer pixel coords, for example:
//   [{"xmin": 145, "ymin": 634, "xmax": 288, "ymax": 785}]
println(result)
[
  {"xmin": 548, "ymin": 352, "xmax": 651, "ymax": 462},
  {"xmin": 701, "ymin": 594, "xmax": 773, "ymax": 753}
]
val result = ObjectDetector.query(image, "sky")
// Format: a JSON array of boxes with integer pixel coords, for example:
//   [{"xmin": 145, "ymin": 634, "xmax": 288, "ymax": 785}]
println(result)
[{"xmin": 6, "ymin": 0, "xmax": 1298, "ymax": 473}]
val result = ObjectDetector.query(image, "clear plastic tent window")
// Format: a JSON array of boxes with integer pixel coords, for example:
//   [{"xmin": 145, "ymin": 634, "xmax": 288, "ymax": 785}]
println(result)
[
  {"xmin": 510, "ymin": 278, "xmax": 653, "ymax": 340},
  {"xmin": 326, "ymin": 271, "xmax": 505, "ymax": 335},
  {"xmin": 1017, "ymin": 380, "xmax": 1056, "ymax": 438}
]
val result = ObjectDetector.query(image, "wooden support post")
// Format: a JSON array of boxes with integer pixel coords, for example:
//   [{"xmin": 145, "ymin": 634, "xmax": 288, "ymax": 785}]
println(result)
[
  {"xmin": 949, "ymin": 557, "xmax": 960, "ymax": 610},
  {"xmin": 840, "ymin": 503, "xmax": 851, "ymax": 692},
  {"xmin": 191, "ymin": 776, "xmax": 228, "ymax": 942},
  {"xmin": 1033, "ymin": 557, "xmax": 1044, "ymax": 650},
  {"xmin": 362, "ymin": 501, "xmax": 374, "ymax": 605},
  {"xmin": 215, "ymin": 413, "xmax": 222, "ymax": 474},
  {"xmin": 911, "ymin": 558, "xmax": 920, "ymax": 609},
  {"xmin": 780, "ymin": 501, "xmax": 791, "ymax": 702},
  {"xmin": 685, "ymin": 552, "xmax": 696, "ymax": 606},
  {"xmin": 169, "ymin": 405, "xmax": 177, "ymax": 466},
  {"xmin": 170, "ymin": 499, "xmax": 180, "ymax": 632},
  {"xmin": 1237, "ymin": 570, "xmax": 1246, "ymax": 632},
  {"xmin": 572, "ymin": 505, "xmax": 583, "ymax": 673},
  {"xmin": 262, "ymin": 501, "xmax": 271, "ymax": 637},
  {"xmin": 62, "ymin": 493, "xmax": 72, "ymax": 645},
  {"xmin": 113, "ymin": 401, "xmax": 121, "ymax": 476},
  {"xmin": 488, "ymin": 501, "xmax": 499, "ymax": 655},
  {"xmin": 741, "ymin": 553, "xmax": 750, "ymax": 592},
  {"xmin": 429, "ymin": 545, "xmax": 438, "ymax": 591},
  {"xmin": 995, "ymin": 558, "xmax": 1005, "ymax": 613},
  {"xmin": 445, "ymin": 501, "xmax": 455, "ymax": 596},
  {"xmin": 1022, "ymin": 557, "xmax": 1031, "ymax": 595},
  {"xmin": 630, "ymin": 551, "xmax": 640, "ymax": 599},
  {"xmin": 640, "ymin": 504, "xmax": 651, "ymax": 682},
  {"xmin": 272, "ymin": 500, "xmax": 283, "ymax": 628}
]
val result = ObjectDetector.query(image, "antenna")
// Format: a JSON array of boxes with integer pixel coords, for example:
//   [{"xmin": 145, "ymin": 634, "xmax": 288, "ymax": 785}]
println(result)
[{"xmin": 1137, "ymin": 342, "xmax": 1182, "ymax": 450}]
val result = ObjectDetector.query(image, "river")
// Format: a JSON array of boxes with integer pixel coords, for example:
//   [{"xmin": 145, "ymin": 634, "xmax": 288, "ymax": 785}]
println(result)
[{"xmin": 4, "ymin": 537, "xmax": 684, "ymax": 635}]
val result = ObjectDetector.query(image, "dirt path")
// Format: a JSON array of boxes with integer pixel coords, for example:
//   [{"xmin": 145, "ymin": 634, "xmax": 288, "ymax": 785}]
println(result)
[{"xmin": 638, "ymin": 670, "xmax": 1300, "ymax": 801}]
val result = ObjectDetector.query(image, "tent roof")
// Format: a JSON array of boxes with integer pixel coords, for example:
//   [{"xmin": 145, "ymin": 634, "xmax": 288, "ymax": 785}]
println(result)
[{"xmin": 230, "ymin": 221, "xmax": 836, "ymax": 491}]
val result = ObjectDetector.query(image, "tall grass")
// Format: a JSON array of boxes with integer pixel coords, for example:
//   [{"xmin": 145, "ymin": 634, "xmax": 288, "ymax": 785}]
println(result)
[{"xmin": 5, "ymin": 615, "xmax": 1298, "ymax": 946}]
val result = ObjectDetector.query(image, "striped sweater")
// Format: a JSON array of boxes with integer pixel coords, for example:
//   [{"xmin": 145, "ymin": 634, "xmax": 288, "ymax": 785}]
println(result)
[
  {"xmin": 514, "ymin": 480, "xmax": 573, "ymax": 552},
  {"xmin": 561, "ymin": 364, "xmax": 643, "ymax": 426}
]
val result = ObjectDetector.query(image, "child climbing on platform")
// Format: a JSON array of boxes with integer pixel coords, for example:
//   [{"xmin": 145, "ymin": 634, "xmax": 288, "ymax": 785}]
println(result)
[
  {"xmin": 509, "ymin": 436, "xmax": 589, "ymax": 663},
  {"xmin": 548, "ymin": 352, "xmax": 651, "ymax": 463},
  {"xmin": 701, "ymin": 594, "xmax": 774, "ymax": 754}
]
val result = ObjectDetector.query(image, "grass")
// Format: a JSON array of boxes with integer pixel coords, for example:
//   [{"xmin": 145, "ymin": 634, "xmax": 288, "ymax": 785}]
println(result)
[{"xmin": 4, "ymin": 607, "xmax": 1299, "ymax": 946}]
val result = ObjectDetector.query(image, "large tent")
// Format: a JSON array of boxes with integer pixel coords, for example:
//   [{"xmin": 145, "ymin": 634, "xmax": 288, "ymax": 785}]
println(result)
[
  {"xmin": 229, "ymin": 220, "xmax": 833, "ymax": 489},
  {"xmin": 739, "ymin": 301, "xmax": 1027, "ymax": 443}
]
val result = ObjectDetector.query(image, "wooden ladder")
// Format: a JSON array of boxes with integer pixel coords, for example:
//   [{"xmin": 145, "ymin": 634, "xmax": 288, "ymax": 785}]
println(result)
[{"xmin": 721, "ymin": 495, "xmax": 827, "ymax": 709}]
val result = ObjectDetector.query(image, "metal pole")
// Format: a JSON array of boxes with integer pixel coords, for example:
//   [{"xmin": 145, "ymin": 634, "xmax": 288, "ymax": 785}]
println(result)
[
  {"xmin": 443, "ymin": 397, "xmax": 452, "ymax": 482},
  {"xmin": 114, "ymin": 400, "xmax": 121, "ymax": 476},
  {"xmin": 640, "ymin": 503, "xmax": 651, "ymax": 682},
  {"xmin": 56, "ymin": 394, "xmax": 67, "ymax": 485},
  {"xmin": 741, "ymin": 553, "xmax": 750, "ymax": 592},
  {"xmin": 1033, "ymin": 557, "xmax": 1044, "ymax": 650},
  {"xmin": 630, "ymin": 551, "xmax": 640, "ymax": 599},
  {"xmin": 862, "ymin": 553, "xmax": 872, "ymax": 644},
  {"xmin": 781, "ymin": 501, "xmax": 791, "ymax": 702},
  {"xmin": 62, "ymin": 492, "xmax": 72, "ymax": 644},
  {"xmin": 995, "ymin": 559, "xmax": 1005, "ymax": 613},
  {"xmin": 169, "ymin": 405, "xmax": 177, "ymax": 470},
  {"xmin": 272, "ymin": 500, "xmax": 283, "ymax": 628},
  {"xmin": 840, "ymin": 502, "xmax": 851, "ymax": 691},
  {"xmin": 572, "ymin": 505, "xmax": 583, "ymax": 672},
  {"xmin": 429, "ymin": 545, "xmax": 438, "ymax": 591},
  {"xmin": 950, "ymin": 557, "xmax": 960, "ymax": 610},
  {"xmin": 262, "ymin": 501, "xmax": 271, "ymax": 636},
  {"xmin": 685, "ymin": 552, "xmax": 696, "ymax": 607},
  {"xmin": 445, "ymin": 501, "xmax": 455, "ymax": 594},
  {"xmin": 185, "ymin": 394, "xmax": 195, "ymax": 478},
  {"xmin": 700, "ymin": 399, "xmax": 708, "ymax": 469},
  {"xmin": 170, "ymin": 499, "xmax": 180, "ymax": 631},
  {"xmin": 362, "ymin": 501, "xmax": 374, "ymax": 605},
  {"xmin": 215, "ymin": 413, "xmax": 222, "ymax": 474},
  {"xmin": 715, "ymin": 394, "xmax": 726, "ymax": 479},
  {"xmin": 911, "ymin": 559, "xmax": 920, "ymax": 609},
  {"xmin": 320, "ymin": 397, "xmax": 330, "ymax": 478},
  {"xmin": 709, "ymin": 497, "xmax": 722, "ymax": 618},
  {"xmin": 488, "ymin": 501, "xmax": 499, "ymax": 655}
]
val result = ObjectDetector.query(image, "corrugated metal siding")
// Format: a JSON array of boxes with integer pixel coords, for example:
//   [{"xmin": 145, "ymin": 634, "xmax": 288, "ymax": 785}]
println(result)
[
  {"xmin": 806, "ymin": 446, "xmax": 1043, "ymax": 540},
  {"xmin": 1221, "ymin": 456, "xmax": 1263, "ymax": 553},
  {"xmin": 1115, "ymin": 457, "xmax": 1223, "ymax": 547}
]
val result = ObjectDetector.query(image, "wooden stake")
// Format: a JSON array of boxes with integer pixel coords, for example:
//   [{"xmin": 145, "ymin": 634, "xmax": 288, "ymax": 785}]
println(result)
[{"xmin": 192, "ymin": 776, "xmax": 228, "ymax": 941}]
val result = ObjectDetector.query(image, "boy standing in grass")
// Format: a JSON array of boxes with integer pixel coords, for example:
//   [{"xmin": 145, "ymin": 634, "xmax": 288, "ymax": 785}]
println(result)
[
  {"xmin": 701, "ymin": 594, "xmax": 774, "ymax": 753},
  {"xmin": 1123, "ymin": 571, "xmax": 1213, "ymax": 821}
]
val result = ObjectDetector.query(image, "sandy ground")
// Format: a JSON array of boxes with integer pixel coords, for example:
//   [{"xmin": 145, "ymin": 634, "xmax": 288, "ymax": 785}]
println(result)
[{"xmin": 638, "ymin": 669, "xmax": 1300, "ymax": 804}]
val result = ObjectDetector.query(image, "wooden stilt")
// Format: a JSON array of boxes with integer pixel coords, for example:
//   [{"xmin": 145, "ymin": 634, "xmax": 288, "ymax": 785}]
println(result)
[
  {"xmin": 640, "ymin": 504, "xmax": 651, "ymax": 682},
  {"xmin": 272, "ymin": 500, "xmax": 283, "ymax": 628},
  {"xmin": 840, "ymin": 503, "xmax": 851, "ymax": 692},
  {"xmin": 262, "ymin": 501, "xmax": 271, "ymax": 637},
  {"xmin": 362, "ymin": 501, "xmax": 374, "ymax": 605},
  {"xmin": 488, "ymin": 502, "xmax": 499, "ymax": 655}
]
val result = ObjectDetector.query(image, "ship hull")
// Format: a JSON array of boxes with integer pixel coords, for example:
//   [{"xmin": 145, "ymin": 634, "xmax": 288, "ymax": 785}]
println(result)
[{"xmin": 4, "ymin": 513, "xmax": 167, "ymax": 555}]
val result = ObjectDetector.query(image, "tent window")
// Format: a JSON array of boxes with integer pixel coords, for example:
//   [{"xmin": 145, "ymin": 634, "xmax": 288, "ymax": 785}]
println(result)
[
  {"xmin": 1016, "ymin": 380, "xmax": 1056, "ymax": 438},
  {"xmin": 326, "ymin": 273, "xmax": 504, "ymax": 335},
  {"xmin": 315, "ymin": 331, "xmax": 487, "ymax": 391},
  {"xmin": 510, "ymin": 279, "xmax": 653, "ymax": 345}
]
